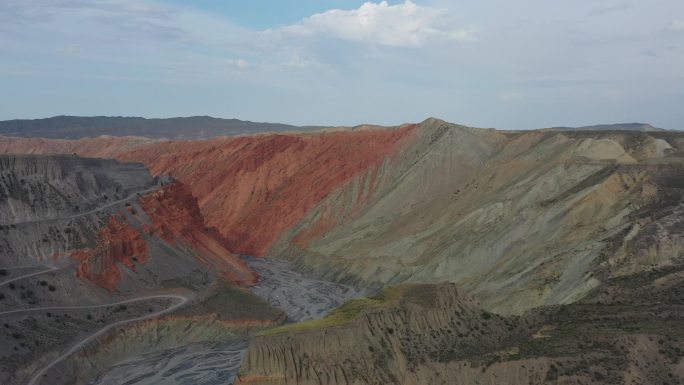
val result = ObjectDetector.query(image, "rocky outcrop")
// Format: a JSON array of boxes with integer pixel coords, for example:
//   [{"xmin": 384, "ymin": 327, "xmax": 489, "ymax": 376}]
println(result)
[
  {"xmin": 0, "ymin": 154, "xmax": 155, "ymax": 224},
  {"xmin": 70, "ymin": 216, "xmax": 148, "ymax": 290},
  {"xmin": 138, "ymin": 181, "xmax": 257, "ymax": 285},
  {"xmin": 0, "ymin": 155, "xmax": 269, "ymax": 385},
  {"xmin": 0, "ymin": 155, "xmax": 255, "ymax": 291},
  {"xmin": 237, "ymin": 283, "xmax": 531, "ymax": 385},
  {"xmin": 64, "ymin": 181, "xmax": 257, "ymax": 290}
]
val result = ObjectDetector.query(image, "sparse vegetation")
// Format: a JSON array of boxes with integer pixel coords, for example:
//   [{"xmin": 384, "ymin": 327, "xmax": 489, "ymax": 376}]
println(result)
[{"xmin": 260, "ymin": 284, "xmax": 442, "ymax": 336}]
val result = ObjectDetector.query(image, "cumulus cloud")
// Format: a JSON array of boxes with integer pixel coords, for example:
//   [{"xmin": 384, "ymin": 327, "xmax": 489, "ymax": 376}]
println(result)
[
  {"xmin": 273, "ymin": 1, "xmax": 480, "ymax": 47},
  {"xmin": 1, "ymin": 0, "xmax": 682, "ymax": 129}
]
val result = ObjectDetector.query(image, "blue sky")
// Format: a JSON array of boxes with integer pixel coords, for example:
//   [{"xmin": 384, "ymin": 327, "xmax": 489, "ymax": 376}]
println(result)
[
  {"xmin": 164, "ymin": 1, "xmax": 383, "ymax": 29},
  {"xmin": 0, "ymin": 0, "xmax": 683, "ymax": 129}
]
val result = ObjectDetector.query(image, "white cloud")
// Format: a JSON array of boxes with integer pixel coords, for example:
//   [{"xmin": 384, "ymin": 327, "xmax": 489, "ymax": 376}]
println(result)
[
  {"xmin": 668, "ymin": 20, "xmax": 684, "ymax": 31},
  {"xmin": 273, "ymin": 1, "xmax": 480, "ymax": 47},
  {"xmin": 227, "ymin": 59, "xmax": 250, "ymax": 71},
  {"xmin": 2, "ymin": 0, "xmax": 683, "ymax": 129}
]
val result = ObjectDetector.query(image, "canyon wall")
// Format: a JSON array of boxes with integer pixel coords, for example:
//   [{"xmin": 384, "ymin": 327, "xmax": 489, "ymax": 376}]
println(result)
[
  {"xmin": 0, "ymin": 154, "xmax": 265, "ymax": 385},
  {"xmin": 237, "ymin": 283, "xmax": 530, "ymax": 385},
  {"xmin": 2, "ymin": 121, "xmax": 683, "ymax": 314},
  {"xmin": 117, "ymin": 125, "xmax": 419, "ymax": 256},
  {"xmin": 0, "ymin": 154, "xmax": 253, "ymax": 293},
  {"xmin": 0, "ymin": 154, "xmax": 154, "ymax": 223},
  {"xmin": 274, "ymin": 123, "xmax": 684, "ymax": 313}
]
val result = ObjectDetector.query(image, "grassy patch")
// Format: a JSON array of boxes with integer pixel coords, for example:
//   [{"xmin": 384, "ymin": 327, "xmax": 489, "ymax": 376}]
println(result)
[
  {"xmin": 259, "ymin": 283, "xmax": 431, "ymax": 336},
  {"xmin": 177, "ymin": 282, "xmax": 283, "ymax": 321}
]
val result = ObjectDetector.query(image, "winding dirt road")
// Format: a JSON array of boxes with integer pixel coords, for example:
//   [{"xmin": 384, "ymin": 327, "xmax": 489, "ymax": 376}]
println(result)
[
  {"xmin": 22, "ymin": 294, "xmax": 190, "ymax": 385},
  {"xmin": 0, "ymin": 266, "xmax": 60, "ymax": 288},
  {"xmin": 1, "ymin": 185, "xmax": 160, "ymax": 227}
]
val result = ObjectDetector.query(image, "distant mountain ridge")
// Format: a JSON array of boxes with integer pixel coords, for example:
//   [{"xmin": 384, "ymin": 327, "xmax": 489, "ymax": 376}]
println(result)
[
  {"xmin": 0, "ymin": 115, "xmax": 315, "ymax": 139},
  {"xmin": 0, "ymin": 116, "xmax": 672, "ymax": 140},
  {"xmin": 549, "ymin": 122, "xmax": 666, "ymax": 131}
]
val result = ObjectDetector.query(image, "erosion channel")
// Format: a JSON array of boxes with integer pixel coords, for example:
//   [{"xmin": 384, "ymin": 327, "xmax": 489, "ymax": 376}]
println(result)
[{"xmin": 88, "ymin": 256, "xmax": 365, "ymax": 385}]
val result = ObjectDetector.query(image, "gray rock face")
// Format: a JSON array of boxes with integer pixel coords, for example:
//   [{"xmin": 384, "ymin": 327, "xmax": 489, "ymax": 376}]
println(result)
[
  {"xmin": 0, "ymin": 155, "xmax": 255, "ymax": 385},
  {"xmin": 0, "ymin": 155, "xmax": 155, "ymax": 224},
  {"xmin": 0, "ymin": 155, "xmax": 157, "ymax": 268}
]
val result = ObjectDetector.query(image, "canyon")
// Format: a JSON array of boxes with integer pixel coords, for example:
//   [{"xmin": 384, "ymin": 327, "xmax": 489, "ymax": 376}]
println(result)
[{"xmin": 0, "ymin": 118, "xmax": 682, "ymax": 384}]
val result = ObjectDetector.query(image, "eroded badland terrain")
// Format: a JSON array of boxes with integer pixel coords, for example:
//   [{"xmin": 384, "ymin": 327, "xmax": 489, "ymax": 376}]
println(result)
[{"xmin": 0, "ymin": 118, "xmax": 682, "ymax": 384}]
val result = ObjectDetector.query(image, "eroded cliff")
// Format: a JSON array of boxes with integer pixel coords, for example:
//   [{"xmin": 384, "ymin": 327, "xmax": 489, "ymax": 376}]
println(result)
[
  {"xmin": 0, "ymin": 155, "xmax": 262, "ymax": 385},
  {"xmin": 238, "ymin": 269, "xmax": 684, "ymax": 385}
]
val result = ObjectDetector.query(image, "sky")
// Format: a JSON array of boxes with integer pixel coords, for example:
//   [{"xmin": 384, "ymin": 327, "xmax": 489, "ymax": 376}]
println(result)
[{"xmin": 0, "ymin": 0, "xmax": 683, "ymax": 129}]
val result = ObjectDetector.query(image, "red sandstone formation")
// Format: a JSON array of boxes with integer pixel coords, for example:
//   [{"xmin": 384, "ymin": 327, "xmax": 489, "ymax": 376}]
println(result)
[
  {"xmin": 138, "ymin": 181, "xmax": 257, "ymax": 285},
  {"xmin": 70, "ymin": 216, "xmax": 149, "ymax": 291},
  {"xmin": 70, "ymin": 181, "xmax": 256, "ymax": 290},
  {"xmin": 1, "ymin": 126, "xmax": 420, "ymax": 256},
  {"xmin": 119, "ymin": 126, "xmax": 418, "ymax": 256}
]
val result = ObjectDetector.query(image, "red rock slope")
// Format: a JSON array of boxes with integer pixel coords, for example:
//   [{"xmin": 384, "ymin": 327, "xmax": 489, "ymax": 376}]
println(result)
[
  {"xmin": 71, "ymin": 216, "xmax": 149, "ymax": 291},
  {"xmin": 138, "ymin": 181, "xmax": 256, "ymax": 285},
  {"xmin": 70, "ymin": 181, "xmax": 256, "ymax": 290},
  {"xmin": 1, "ymin": 126, "xmax": 419, "ymax": 257},
  {"xmin": 118, "ymin": 126, "xmax": 418, "ymax": 256}
]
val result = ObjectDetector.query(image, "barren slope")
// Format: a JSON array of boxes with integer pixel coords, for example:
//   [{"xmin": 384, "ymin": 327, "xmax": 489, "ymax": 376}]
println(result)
[
  {"xmin": 117, "ymin": 125, "xmax": 419, "ymax": 256},
  {"xmin": 238, "ymin": 268, "xmax": 684, "ymax": 385},
  {"xmin": 0, "ymin": 155, "xmax": 264, "ymax": 385},
  {"xmin": 0, "ymin": 135, "xmax": 154, "ymax": 158},
  {"xmin": 269, "ymin": 120, "xmax": 684, "ymax": 313},
  {"xmin": 1, "ymin": 120, "xmax": 682, "ymax": 316}
]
